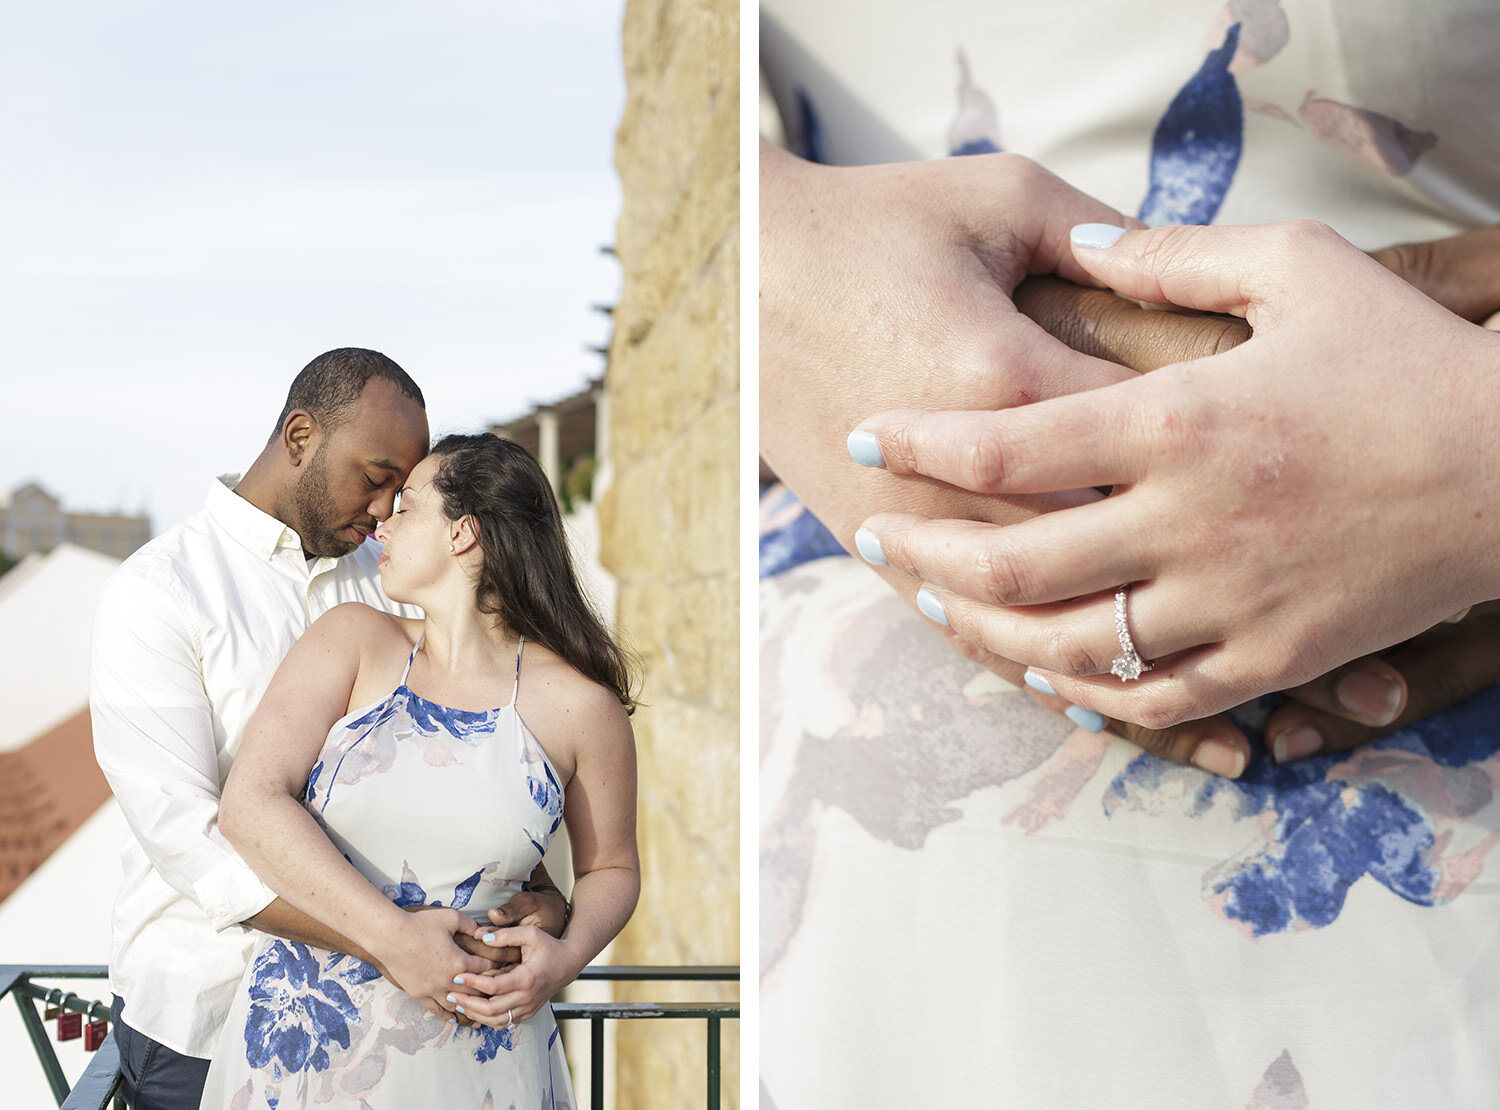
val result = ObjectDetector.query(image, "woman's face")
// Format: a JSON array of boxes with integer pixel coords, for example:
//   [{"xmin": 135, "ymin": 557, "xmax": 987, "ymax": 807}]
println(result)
[{"xmin": 372, "ymin": 454, "xmax": 451, "ymax": 601}]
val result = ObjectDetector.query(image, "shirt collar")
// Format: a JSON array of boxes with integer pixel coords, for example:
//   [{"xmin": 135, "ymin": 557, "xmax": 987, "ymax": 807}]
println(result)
[{"xmin": 205, "ymin": 474, "xmax": 340, "ymax": 577}]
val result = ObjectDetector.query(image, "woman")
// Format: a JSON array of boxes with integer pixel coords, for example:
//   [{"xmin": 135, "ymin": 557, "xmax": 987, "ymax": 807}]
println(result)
[{"xmin": 200, "ymin": 433, "xmax": 639, "ymax": 1108}]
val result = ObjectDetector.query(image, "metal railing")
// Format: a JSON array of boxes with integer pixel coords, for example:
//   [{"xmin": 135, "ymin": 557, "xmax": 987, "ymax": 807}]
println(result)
[{"xmin": 1, "ymin": 964, "xmax": 739, "ymax": 1110}]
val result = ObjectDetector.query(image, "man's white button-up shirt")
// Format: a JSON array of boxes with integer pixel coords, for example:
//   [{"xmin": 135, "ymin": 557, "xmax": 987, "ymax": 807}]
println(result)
[{"xmin": 90, "ymin": 476, "xmax": 415, "ymax": 1058}]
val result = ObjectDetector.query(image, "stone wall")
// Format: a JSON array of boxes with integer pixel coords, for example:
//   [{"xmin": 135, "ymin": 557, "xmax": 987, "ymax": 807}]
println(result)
[{"xmin": 598, "ymin": 0, "xmax": 739, "ymax": 1104}]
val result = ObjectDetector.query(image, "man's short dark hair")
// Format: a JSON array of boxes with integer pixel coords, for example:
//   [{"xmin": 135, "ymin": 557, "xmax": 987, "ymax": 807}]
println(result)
[{"xmin": 270, "ymin": 348, "xmax": 426, "ymax": 441}]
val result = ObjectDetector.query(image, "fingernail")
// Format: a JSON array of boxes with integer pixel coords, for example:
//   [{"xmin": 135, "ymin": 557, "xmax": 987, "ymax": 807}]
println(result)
[
  {"xmin": 481, "ymin": 933, "xmax": 496, "ymax": 944},
  {"xmin": 446, "ymin": 993, "xmax": 457, "ymax": 1003},
  {"xmin": 915, "ymin": 587, "xmax": 948, "ymax": 626},
  {"xmin": 1064, "ymin": 705, "xmax": 1104, "ymax": 733},
  {"xmin": 456, "ymin": 1005, "xmax": 466, "ymax": 1015},
  {"xmin": 453, "ymin": 976, "xmax": 465, "ymax": 985},
  {"xmin": 1335, "ymin": 670, "xmax": 1402, "ymax": 725},
  {"xmin": 1272, "ymin": 725, "xmax": 1323, "ymax": 764},
  {"xmin": 1191, "ymin": 739, "xmax": 1247, "ymax": 778},
  {"xmin": 1023, "ymin": 671, "xmax": 1057, "ymax": 696},
  {"xmin": 1071, "ymin": 223, "xmax": 1128, "ymax": 249},
  {"xmin": 448, "ymin": 1017, "xmax": 457, "ymax": 1024},
  {"xmin": 846, "ymin": 429, "xmax": 885, "ymax": 468},
  {"xmin": 854, "ymin": 527, "xmax": 888, "ymax": 566}
]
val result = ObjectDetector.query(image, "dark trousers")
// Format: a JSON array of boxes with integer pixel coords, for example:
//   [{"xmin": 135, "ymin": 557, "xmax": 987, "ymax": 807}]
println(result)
[{"xmin": 110, "ymin": 996, "xmax": 211, "ymax": 1109}]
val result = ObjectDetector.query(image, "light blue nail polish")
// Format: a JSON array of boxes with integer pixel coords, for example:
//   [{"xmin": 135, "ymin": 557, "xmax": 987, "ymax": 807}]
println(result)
[
  {"xmin": 847, "ymin": 429, "xmax": 886, "ymax": 468},
  {"xmin": 453, "ymin": 976, "xmax": 465, "ymax": 984},
  {"xmin": 456, "ymin": 1005, "xmax": 466, "ymax": 1015},
  {"xmin": 1065, "ymin": 705, "xmax": 1105, "ymax": 732},
  {"xmin": 1023, "ymin": 671, "xmax": 1057, "ymax": 696},
  {"xmin": 481, "ymin": 933, "xmax": 496, "ymax": 944},
  {"xmin": 446, "ymin": 993, "xmax": 457, "ymax": 1003},
  {"xmin": 1071, "ymin": 222, "xmax": 1128, "ymax": 249},
  {"xmin": 448, "ymin": 1017, "xmax": 457, "ymax": 1024},
  {"xmin": 854, "ymin": 527, "xmax": 887, "ymax": 566},
  {"xmin": 916, "ymin": 588, "xmax": 949, "ymax": 627}
]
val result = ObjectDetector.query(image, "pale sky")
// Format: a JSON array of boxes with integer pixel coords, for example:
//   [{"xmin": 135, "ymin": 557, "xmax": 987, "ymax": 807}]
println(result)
[{"xmin": 0, "ymin": 1, "xmax": 626, "ymax": 533}]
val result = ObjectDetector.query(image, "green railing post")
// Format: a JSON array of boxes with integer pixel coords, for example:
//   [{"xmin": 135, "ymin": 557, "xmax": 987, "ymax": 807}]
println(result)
[
  {"xmin": 13, "ymin": 984, "xmax": 70, "ymax": 1106},
  {"xmin": 707, "ymin": 1015, "xmax": 720, "ymax": 1110},
  {"xmin": 591, "ymin": 1015, "xmax": 605, "ymax": 1110}
]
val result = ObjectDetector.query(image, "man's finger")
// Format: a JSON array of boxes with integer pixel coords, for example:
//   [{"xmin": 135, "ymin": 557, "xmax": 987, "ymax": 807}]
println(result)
[
  {"xmin": 1266, "ymin": 603, "xmax": 1500, "ymax": 762},
  {"xmin": 1279, "ymin": 658, "xmax": 1408, "ymax": 729},
  {"xmin": 1369, "ymin": 225, "xmax": 1500, "ymax": 323},
  {"xmin": 1015, "ymin": 276, "xmax": 1251, "ymax": 372}
]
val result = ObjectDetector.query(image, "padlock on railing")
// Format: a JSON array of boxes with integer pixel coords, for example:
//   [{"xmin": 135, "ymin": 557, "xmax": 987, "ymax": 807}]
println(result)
[
  {"xmin": 56, "ymin": 1011, "xmax": 82, "ymax": 1041},
  {"xmin": 85, "ymin": 1017, "xmax": 108, "ymax": 1051},
  {"xmin": 42, "ymin": 989, "xmax": 61, "ymax": 1021}
]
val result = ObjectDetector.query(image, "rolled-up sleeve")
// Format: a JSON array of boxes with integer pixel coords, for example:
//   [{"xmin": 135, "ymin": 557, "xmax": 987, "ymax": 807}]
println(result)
[{"xmin": 90, "ymin": 565, "xmax": 276, "ymax": 931}]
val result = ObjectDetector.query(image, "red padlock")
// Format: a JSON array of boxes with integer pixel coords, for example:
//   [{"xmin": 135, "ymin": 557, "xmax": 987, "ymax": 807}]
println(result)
[
  {"xmin": 56, "ymin": 1012, "xmax": 82, "ymax": 1041},
  {"xmin": 85, "ymin": 1019, "xmax": 107, "ymax": 1051}
]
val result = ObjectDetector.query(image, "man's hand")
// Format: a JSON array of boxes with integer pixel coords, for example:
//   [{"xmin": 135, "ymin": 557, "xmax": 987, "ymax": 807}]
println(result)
[
  {"xmin": 450, "ymin": 886, "xmax": 567, "ymax": 966},
  {"xmin": 448, "ymin": 919, "xmax": 582, "ymax": 1028}
]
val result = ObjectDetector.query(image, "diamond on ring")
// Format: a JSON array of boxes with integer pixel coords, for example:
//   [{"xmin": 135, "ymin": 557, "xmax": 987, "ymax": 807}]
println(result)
[{"xmin": 1110, "ymin": 586, "xmax": 1152, "ymax": 682}]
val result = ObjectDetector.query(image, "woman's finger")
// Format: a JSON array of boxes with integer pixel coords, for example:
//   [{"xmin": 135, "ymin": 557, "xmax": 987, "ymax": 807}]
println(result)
[
  {"xmin": 1068, "ymin": 220, "xmax": 1390, "ymax": 325},
  {"xmin": 849, "ymin": 394, "xmax": 1144, "ymax": 495},
  {"xmin": 858, "ymin": 500, "xmax": 1154, "ymax": 609},
  {"xmin": 908, "ymin": 582, "xmax": 1212, "ymax": 682},
  {"xmin": 1029, "ymin": 643, "xmax": 1274, "ymax": 735}
]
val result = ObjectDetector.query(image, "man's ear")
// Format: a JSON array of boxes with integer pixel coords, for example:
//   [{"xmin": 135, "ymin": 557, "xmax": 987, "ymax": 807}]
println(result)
[
  {"xmin": 451, "ymin": 515, "xmax": 481, "ymax": 556},
  {"xmin": 282, "ymin": 410, "xmax": 317, "ymax": 466}
]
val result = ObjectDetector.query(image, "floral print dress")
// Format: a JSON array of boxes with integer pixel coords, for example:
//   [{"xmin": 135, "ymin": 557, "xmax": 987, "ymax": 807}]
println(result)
[{"xmin": 200, "ymin": 636, "xmax": 573, "ymax": 1110}]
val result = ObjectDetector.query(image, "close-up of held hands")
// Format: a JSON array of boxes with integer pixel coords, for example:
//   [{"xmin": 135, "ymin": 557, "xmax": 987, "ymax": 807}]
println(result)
[
  {"xmin": 762, "ymin": 138, "xmax": 1500, "ymax": 778},
  {"xmin": 851, "ymin": 218, "xmax": 1500, "ymax": 772}
]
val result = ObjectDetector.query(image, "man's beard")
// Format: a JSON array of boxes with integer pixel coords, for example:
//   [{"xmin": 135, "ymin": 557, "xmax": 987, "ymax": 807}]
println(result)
[{"xmin": 289, "ymin": 446, "xmax": 360, "ymax": 558}]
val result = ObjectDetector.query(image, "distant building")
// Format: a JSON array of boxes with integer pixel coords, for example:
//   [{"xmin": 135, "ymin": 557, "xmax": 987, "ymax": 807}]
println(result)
[
  {"xmin": 488, "ymin": 378, "xmax": 606, "ymax": 503},
  {"xmin": 0, "ymin": 482, "xmax": 150, "ymax": 562}
]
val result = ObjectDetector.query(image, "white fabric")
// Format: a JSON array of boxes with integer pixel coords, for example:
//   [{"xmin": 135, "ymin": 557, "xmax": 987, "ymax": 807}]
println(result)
[
  {"xmin": 90, "ymin": 475, "xmax": 416, "ymax": 1058},
  {"xmin": 199, "ymin": 637, "xmax": 574, "ymax": 1108},
  {"xmin": 760, "ymin": 0, "xmax": 1500, "ymax": 247}
]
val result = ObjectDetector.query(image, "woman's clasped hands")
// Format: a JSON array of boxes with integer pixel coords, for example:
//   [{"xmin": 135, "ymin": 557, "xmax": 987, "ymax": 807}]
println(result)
[{"xmin": 850, "ymin": 219, "xmax": 1500, "ymax": 748}]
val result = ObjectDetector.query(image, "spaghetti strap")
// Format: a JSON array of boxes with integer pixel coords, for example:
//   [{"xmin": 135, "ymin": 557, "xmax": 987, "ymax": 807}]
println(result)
[
  {"xmin": 508, "ymin": 635, "xmax": 525, "ymax": 708},
  {"xmin": 400, "ymin": 632, "xmax": 425, "ymax": 686}
]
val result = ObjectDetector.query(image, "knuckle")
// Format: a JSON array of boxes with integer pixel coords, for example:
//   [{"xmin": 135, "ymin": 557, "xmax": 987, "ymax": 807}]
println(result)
[
  {"xmin": 1135, "ymin": 694, "xmax": 1190, "ymax": 732},
  {"xmin": 1044, "ymin": 624, "xmax": 1105, "ymax": 676},
  {"xmin": 973, "ymin": 542, "xmax": 1029, "ymax": 605},
  {"xmin": 1275, "ymin": 218, "xmax": 1339, "ymax": 255},
  {"xmin": 964, "ymin": 425, "xmax": 1012, "ymax": 491}
]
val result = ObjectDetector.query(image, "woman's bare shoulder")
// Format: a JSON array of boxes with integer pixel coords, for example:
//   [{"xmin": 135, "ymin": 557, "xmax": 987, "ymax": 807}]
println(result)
[
  {"xmin": 311, "ymin": 602, "xmax": 417, "ymax": 649},
  {"xmin": 518, "ymin": 644, "xmax": 632, "ymax": 749}
]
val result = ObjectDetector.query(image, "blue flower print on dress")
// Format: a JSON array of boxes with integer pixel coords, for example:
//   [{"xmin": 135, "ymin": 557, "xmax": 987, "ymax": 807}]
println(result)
[
  {"xmin": 244, "ymin": 940, "xmax": 361, "ymax": 1075},
  {"xmin": 1099, "ymin": 683, "xmax": 1500, "ymax": 937},
  {"xmin": 759, "ymin": 484, "xmax": 846, "ymax": 579},
  {"xmin": 1138, "ymin": 23, "xmax": 1244, "ymax": 226},
  {"xmin": 473, "ymin": 1023, "xmax": 517, "ymax": 1063},
  {"xmin": 523, "ymin": 747, "xmax": 564, "ymax": 836},
  {"xmin": 403, "ymin": 691, "xmax": 495, "ymax": 740},
  {"xmin": 947, "ymin": 50, "xmax": 1001, "ymax": 156}
]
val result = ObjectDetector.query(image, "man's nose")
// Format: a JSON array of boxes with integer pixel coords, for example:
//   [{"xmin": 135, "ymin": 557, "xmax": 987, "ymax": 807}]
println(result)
[{"xmin": 370, "ymin": 488, "xmax": 398, "ymax": 520}]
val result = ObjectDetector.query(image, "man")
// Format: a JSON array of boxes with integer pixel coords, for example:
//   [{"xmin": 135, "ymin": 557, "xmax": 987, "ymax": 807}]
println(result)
[{"xmin": 91, "ymin": 349, "xmax": 565, "ymax": 1108}]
